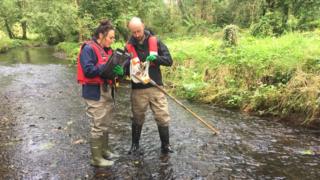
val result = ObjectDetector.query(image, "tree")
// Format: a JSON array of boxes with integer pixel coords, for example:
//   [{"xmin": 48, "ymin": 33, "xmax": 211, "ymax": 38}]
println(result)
[
  {"xmin": 30, "ymin": 0, "xmax": 78, "ymax": 44},
  {"xmin": 16, "ymin": 0, "xmax": 29, "ymax": 39},
  {"xmin": 0, "ymin": 0, "xmax": 19, "ymax": 39},
  {"xmin": 78, "ymin": 0, "xmax": 164, "ymax": 40}
]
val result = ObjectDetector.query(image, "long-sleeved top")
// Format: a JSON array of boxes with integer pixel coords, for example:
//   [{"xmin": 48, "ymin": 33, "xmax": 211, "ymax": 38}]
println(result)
[
  {"xmin": 79, "ymin": 38, "xmax": 112, "ymax": 100},
  {"xmin": 126, "ymin": 30, "xmax": 173, "ymax": 89}
]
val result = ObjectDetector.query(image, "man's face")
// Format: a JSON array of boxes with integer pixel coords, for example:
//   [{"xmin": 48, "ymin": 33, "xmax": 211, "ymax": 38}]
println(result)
[{"xmin": 129, "ymin": 24, "xmax": 145, "ymax": 42}]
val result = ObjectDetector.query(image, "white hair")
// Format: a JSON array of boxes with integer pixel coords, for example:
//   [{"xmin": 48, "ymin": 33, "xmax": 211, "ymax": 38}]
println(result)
[{"xmin": 128, "ymin": 17, "xmax": 144, "ymax": 27}]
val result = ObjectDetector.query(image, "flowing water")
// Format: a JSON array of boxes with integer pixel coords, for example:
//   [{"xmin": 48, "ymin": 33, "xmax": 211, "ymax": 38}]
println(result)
[{"xmin": 0, "ymin": 47, "xmax": 319, "ymax": 179}]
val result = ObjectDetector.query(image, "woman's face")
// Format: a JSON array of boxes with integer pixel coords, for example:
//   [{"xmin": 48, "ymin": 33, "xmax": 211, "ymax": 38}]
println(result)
[{"xmin": 100, "ymin": 30, "xmax": 115, "ymax": 48}]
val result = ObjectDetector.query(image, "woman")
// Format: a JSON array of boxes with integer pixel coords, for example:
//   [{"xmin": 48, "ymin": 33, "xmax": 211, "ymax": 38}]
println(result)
[{"xmin": 77, "ymin": 20, "xmax": 123, "ymax": 167}]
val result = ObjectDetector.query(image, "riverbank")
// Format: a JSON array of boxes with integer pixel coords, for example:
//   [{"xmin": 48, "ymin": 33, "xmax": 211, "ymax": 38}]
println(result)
[
  {"xmin": 55, "ymin": 31, "xmax": 320, "ymax": 127},
  {"xmin": 0, "ymin": 38, "xmax": 45, "ymax": 53},
  {"xmin": 164, "ymin": 31, "xmax": 320, "ymax": 127}
]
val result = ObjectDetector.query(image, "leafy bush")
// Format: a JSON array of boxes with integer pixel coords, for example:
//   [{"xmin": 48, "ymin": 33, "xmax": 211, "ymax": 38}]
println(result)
[
  {"xmin": 55, "ymin": 42, "xmax": 80, "ymax": 63},
  {"xmin": 250, "ymin": 11, "xmax": 284, "ymax": 37},
  {"xmin": 223, "ymin": 24, "xmax": 239, "ymax": 46}
]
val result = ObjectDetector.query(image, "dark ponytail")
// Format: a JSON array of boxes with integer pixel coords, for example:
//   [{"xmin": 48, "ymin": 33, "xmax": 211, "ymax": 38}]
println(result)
[{"xmin": 93, "ymin": 19, "xmax": 114, "ymax": 38}]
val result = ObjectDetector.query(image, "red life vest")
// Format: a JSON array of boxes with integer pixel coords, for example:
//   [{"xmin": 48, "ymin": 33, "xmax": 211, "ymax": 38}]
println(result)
[
  {"xmin": 77, "ymin": 40, "xmax": 112, "ymax": 85},
  {"xmin": 126, "ymin": 36, "xmax": 158, "ymax": 61}
]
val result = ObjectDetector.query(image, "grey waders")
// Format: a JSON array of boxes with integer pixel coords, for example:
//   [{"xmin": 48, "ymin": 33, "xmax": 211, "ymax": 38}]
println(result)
[
  {"xmin": 102, "ymin": 132, "xmax": 120, "ymax": 159},
  {"xmin": 90, "ymin": 136, "xmax": 114, "ymax": 167}
]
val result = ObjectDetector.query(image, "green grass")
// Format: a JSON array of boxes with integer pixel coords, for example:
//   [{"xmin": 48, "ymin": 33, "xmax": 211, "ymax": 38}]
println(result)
[{"xmin": 163, "ymin": 31, "xmax": 320, "ymax": 125}]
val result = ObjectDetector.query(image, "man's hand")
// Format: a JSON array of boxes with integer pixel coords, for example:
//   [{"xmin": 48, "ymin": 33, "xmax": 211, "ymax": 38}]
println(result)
[
  {"xmin": 146, "ymin": 54, "xmax": 156, "ymax": 62},
  {"xmin": 113, "ymin": 65, "xmax": 124, "ymax": 76}
]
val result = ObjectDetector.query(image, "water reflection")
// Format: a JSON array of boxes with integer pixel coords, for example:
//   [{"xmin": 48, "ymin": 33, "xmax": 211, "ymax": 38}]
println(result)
[
  {"xmin": 25, "ymin": 49, "xmax": 31, "ymax": 63},
  {"xmin": 0, "ymin": 47, "xmax": 67, "ymax": 65}
]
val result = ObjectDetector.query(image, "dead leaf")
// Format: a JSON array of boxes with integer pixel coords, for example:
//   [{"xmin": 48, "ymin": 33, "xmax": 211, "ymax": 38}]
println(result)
[{"xmin": 72, "ymin": 139, "xmax": 85, "ymax": 145}]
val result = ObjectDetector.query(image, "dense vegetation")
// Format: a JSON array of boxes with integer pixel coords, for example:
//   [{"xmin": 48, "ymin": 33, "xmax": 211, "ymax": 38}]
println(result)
[
  {"xmin": 1, "ymin": 0, "xmax": 320, "ymax": 126},
  {"xmin": 1, "ymin": 0, "xmax": 320, "ymax": 43},
  {"xmin": 164, "ymin": 31, "xmax": 320, "ymax": 125}
]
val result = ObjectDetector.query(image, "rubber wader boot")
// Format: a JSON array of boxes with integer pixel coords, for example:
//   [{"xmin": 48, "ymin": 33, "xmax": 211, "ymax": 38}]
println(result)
[
  {"xmin": 158, "ymin": 126, "xmax": 174, "ymax": 154},
  {"xmin": 102, "ymin": 132, "xmax": 120, "ymax": 159},
  {"xmin": 90, "ymin": 136, "xmax": 114, "ymax": 167},
  {"xmin": 128, "ymin": 123, "xmax": 143, "ymax": 155}
]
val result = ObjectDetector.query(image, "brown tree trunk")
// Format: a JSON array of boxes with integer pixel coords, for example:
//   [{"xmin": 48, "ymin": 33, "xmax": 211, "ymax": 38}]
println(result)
[
  {"xmin": 201, "ymin": 0, "xmax": 207, "ymax": 20},
  {"xmin": 280, "ymin": 1, "xmax": 289, "ymax": 25},
  {"xmin": 4, "ymin": 19, "xmax": 14, "ymax": 39},
  {"xmin": 21, "ymin": 21, "xmax": 27, "ymax": 39},
  {"xmin": 177, "ymin": 0, "xmax": 192, "ymax": 25}
]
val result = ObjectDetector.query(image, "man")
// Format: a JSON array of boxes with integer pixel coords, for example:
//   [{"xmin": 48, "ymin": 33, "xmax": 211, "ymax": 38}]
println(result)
[{"xmin": 126, "ymin": 17, "xmax": 174, "ymax": 155}]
